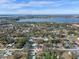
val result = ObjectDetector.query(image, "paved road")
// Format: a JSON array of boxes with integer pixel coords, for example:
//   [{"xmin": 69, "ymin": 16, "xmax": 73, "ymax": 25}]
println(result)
[
  {"xmin": 0, "ymin": 49, "xmax": 23, "ymax": 51},
  {"xmin": 46, "ymin": 48, "xmax": 79, "ymax": 51},
  {"xmin": 56, "ymin": 49, "xmax": 79, "ymax": 51},
  {"xmin": 0, "ymin": 48, "xmax": 79, "ymax": 51}
]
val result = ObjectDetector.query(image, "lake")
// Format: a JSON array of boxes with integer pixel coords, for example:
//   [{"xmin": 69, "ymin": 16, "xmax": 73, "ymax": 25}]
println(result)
[{"xmin": 18, "ymin": 18, "xmax": 79, "ymax": 23}]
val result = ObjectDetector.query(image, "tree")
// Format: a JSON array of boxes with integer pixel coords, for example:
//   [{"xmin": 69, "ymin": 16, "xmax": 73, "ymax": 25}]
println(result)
[
  {"xmin": 16, "ymin": 37, "xmax": 28, "ymax": 48},
  {"xmin": 44, "ymin": 52, "xmax": 58, "ymax": 59}
]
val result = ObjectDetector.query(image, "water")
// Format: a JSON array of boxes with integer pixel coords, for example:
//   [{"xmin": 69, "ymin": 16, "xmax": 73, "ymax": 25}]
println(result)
[{"xmin": 18, "ymin": 17, "xmax": 79, "ymax": 23}]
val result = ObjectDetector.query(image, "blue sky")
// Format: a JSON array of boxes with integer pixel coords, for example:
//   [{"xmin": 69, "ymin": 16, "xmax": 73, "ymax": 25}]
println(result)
[{"xmin": 0, "ymin": 0, "xmax": 79, "ymax": 14}]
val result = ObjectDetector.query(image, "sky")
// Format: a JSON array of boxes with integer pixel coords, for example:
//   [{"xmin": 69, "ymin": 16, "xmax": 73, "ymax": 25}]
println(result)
[{"xmin": 0, "ymin": 0, "xmax": 79, "ymax": 14}]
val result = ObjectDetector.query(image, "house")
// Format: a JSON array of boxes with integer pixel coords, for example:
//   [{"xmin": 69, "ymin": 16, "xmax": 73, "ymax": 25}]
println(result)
[
  {"xmin": 4, "ymin": 55, "xmax": 15, "ymax": 59},
  {"xmin": 75, "ymin": 37, "xmax": 79, "ymax": 45},
  {"xmin": 61, "ymin": 51, "xmax": 73, "ymax": 59},
  {"xmin": 0, "ymin": 43, "xmax": 4, "ymax": 49}
]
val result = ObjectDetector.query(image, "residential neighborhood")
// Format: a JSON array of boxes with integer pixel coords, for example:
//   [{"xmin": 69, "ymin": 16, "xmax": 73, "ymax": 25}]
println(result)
[{"xmin": 0, "ymin": 19, "xmax": 79, "ymax": 59}]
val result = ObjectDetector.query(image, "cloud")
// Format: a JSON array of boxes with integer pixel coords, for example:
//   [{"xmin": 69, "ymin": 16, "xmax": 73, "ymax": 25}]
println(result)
[
  {"xmin": 0, "ymin": 0, "xmax": 15, "ymax": 4},
  {"xmin": 0, "ymin": 0, "xmax": 79, "ymax": 14},
  {"xmin": 0, "ymin": 1, "xmax": 57, "ymax": 11},
  {"xmin": 3, "ymin": 8, "xmax": 79, "ymax": 14}
]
